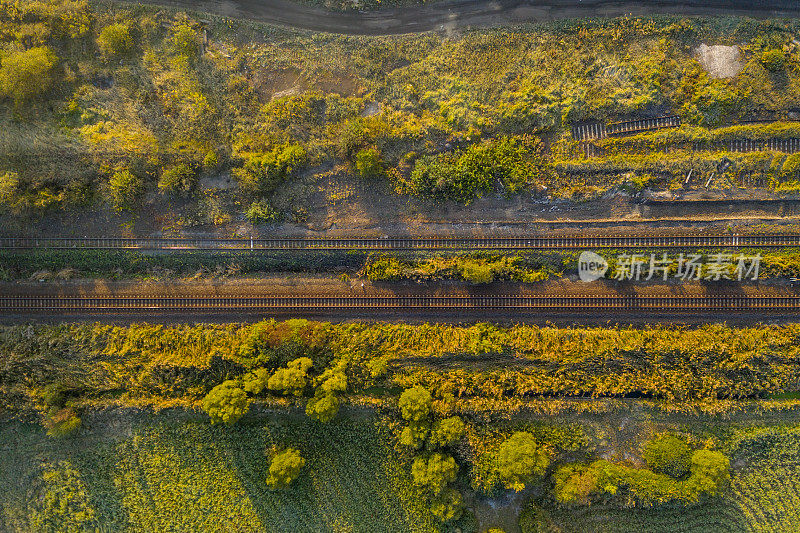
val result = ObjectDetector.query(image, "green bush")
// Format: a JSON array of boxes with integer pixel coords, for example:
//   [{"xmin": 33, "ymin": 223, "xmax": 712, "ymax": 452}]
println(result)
[
  {"xmin": 355, "ymin": 148, "xmax": 383, "ymax": 178},
  {"xmin": 41, "ymin": 383, "xmax": 70, "ymax": 409},
  {"xmin": 158, "ymin": 163, "xmax": 198, "ymax": 194},
  {"xmin": 0, "ymin": 46, "xmax": 59, "ymax": 106},
  {"xmin": 203, "ymin": 149, "xmax": 220, "ymax": 170},
  {"xmin": 0, "ymin": 171, "xmax": 20, "ymax": 210},
  {"xmin": 266, "ymin": 448, "xmax": 306, "ymax": 489},
  {"xmin": 245, "ymin": 200, "xmax": 279, "ymax": 224},
  {"xmin": 682, "ymin": 76, "xmax": 747, "ymax": 127},
  {"xmin": 412, "ymin": 453, "xmax": 458, "ymax": 495},
  {"xmin": 642, "ymin": 435, "xmax": 692, "ymax": 478},
  {"xmin": 31, "ymin": 462, "xmax": 97, "ymax": 531},
  {"xmin": 405, "ymin": 137, "xmax": 538, "ymax": 204},
  {"xmin": 363, "ymin": 257, "xmax": 409, "ymax": 281},
  {"xmin": 685, "ymin": 449, "xmax": 731, "ymax": 499},
  {"xmin": 496, "ymin": 432, "xmax": 550, "ymax": 491},
  {"xmin": 201, "ymin": 380, "xmax": 251, "ymax": 425},
  {"xmin": 458, "ymin": 260, "xmax": 496, "ymax": 284},
  {"xmin": 518, "ymin": 502, "xmax": 555, "ymax": 533},
  {"xmin": 97, "ymin": 23, "xmax": 133, "ymax": 57},
  {"xmin": 233, "ymin": 144, "xmax": 308, "ymax": 195},
  {"xmin": 170, "ymin": 23, "xmax": 200, "ymax": 57},
  {"xmin": 107, "ymin": 169, "xmax": 144, "ymax": 212},
  {"xmin": 399, "ymin": 386, "xmax": 433, "ymax": 422},
  {"xmin": 760, "ymin": 49, "xmax": 786, "ymax": 72},
  {"xmin": 43, "ymin": 407, "xmax": 81, "ymax": 438},
  {"xmin": 774, "ymin": 180, "xmax": 800, "ymax": 193},
  {"xmin": 780, "ymin": 153, "xmax": 800, "ymax": 179},
  {"xmin": 554, "ymin": 449, "xmax": 731, "ymax": 507}
]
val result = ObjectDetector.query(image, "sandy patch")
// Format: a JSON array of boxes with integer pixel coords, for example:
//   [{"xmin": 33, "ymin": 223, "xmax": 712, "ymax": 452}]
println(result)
[{"xmin": 695, "ymin": 44, "xmax": 744, "ymax": 79}]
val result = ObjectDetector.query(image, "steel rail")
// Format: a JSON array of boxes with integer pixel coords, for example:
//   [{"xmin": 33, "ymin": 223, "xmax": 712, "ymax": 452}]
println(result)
[
  {"xmin": 2, "ymin": 234, "xmax": 800, "ymax": 251},
  {"xmin": 3, "ymin": 295, "xmax": 800, "ymax": 313}
]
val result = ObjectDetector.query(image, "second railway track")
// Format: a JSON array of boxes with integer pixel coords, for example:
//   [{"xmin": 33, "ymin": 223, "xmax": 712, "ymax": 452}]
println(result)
[
  {"xmin": 4, "ymin": 295, "xmax": 800, "ymax": 314},
  {"xmin": 3, "ymin": 234, "xmax": 800, "ymax": 251}
]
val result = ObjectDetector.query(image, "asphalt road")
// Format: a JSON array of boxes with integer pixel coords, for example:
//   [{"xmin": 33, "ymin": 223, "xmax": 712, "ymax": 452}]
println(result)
[{"xmin": 123, "ymin": 0, "xmax": 800, "ymax": 35}]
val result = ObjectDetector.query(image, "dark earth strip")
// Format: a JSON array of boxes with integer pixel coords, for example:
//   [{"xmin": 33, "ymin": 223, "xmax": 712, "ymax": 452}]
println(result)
[{"xmin": 121, "ymin": 0, "xmax": 800, "ymax": 35}]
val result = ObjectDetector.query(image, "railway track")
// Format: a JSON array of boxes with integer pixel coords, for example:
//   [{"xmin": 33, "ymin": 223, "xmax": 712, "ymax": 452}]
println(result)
[
  {"xmin": 2, "ymin": 234, "xmax": 800, "ymax": 251},
  {"xmin": 606, "ymin": 116, "xmax": 681, "ymax": 137},
  {"xmin": 3, "ymin": 295, "xmax": 800, "ymax": 314},
  {"xmin": 571, "ymin": 116, "xmax": 681, "ymax": 141}
]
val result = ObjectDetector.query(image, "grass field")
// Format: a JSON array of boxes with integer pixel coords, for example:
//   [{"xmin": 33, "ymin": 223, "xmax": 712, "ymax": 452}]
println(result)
[
  {"xmin": 0, "ymin": 410, "xmax": 438, "ymax": 533},
  {"xmin": 4, "ymin": 407, "xmax": 800, "ymax": 531}
]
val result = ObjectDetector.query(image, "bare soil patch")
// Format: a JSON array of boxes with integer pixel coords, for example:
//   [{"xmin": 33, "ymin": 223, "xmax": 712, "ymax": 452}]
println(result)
[{"xmin": 695, "ymin": 44, "xmax": 745, "ymax": 79}]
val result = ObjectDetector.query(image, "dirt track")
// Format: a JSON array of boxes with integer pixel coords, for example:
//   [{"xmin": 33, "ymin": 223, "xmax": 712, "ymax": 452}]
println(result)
[{"xmin": 123, "ymin": 0, "xmax": 800, "ymax": 35}]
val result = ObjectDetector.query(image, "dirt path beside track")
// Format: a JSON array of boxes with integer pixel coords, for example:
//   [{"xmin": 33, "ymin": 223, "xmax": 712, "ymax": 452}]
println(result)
[{"xmin": 121, "ymin": 0, "xmax": 800, "ymax": 35}]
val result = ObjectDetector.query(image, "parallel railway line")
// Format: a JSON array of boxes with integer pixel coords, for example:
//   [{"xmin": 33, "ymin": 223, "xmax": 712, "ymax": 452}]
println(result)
[
  {"xmin": 4, "ymin": 295, "xmax": 800, "ymax": 314},
  {"xmin": 3, "ymin": 234, "xmax": 800, "ymax": 251}
]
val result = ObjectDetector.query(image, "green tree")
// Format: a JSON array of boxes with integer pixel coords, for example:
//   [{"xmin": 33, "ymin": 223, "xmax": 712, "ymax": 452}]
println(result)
[
  {"xmin": 201, "ymin": 380, "xmax": 251, "ymax": 425},
  {"xmin": 399, "ymin": 386, "xmax": 432, "ymax": 422},
  {"xmin": 496, "ymin": 432, "xmax": 550, "ymax": 491},
  {"xmin": 355, "ymin": 147, "xmax": 383, "ymax": 178},
  {"xmin": 412, "ymin": 453, "xmax": 458, "ymax": 495},
  {"xmin": 429, "ymin": 417, "xmax": 465, "ymax": 448},
  {"xmin": 305, "ymin": 392, "xmax": 339, "ymax": 423},
  {"xmin": 266, "ymin": 448, "xmax": 306, "ymax": 489},
  {"xmin": 97, "ymin": 23, "xmax": 133, "ymax": 57},
  {"xmin": 642, "ymin": 434, "xmax": 692, "ymax": 478},
  {"xmin": 107, "ymin": 169, "xmax": 144, "ymax": 212},
  {"xmin": 400, "ymin": 421, "xmax": 430, "ymax": 449},
  {"xmin": 0, "ymin": 46, "xmax": 58, "ymax": 106},
  {"xmin": 268, "ymin": 357, "xmax": 313, "ymax": 396}
]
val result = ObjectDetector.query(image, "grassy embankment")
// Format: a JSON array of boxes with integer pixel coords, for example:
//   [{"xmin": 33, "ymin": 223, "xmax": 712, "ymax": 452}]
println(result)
[
  {"xmin": 3, "ymin": 4, "xmax": 800, "ymax": 231},
  {"xmin": 2, "ymin": 246, "xmax": 800, "ymax": 283}
]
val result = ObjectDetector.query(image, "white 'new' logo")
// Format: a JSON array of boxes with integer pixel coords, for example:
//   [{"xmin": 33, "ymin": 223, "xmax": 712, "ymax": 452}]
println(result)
[{"xmin": 578, "ymin": 251, "xmax": 608, "ymax": 282}]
